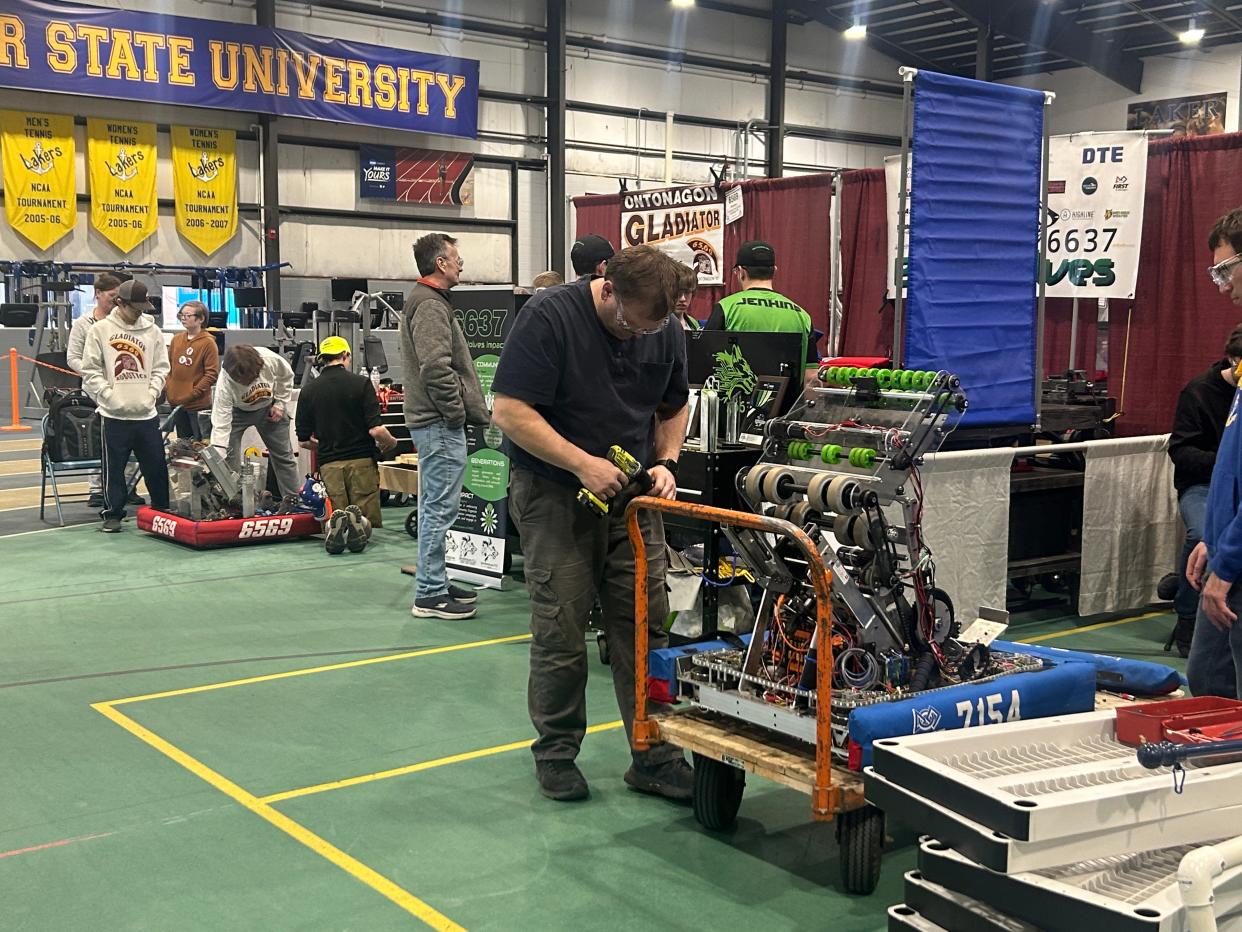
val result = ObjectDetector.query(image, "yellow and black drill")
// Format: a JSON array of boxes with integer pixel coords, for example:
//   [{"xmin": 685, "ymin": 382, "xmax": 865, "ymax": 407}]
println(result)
[{"xmin": 576, "ymin": 445, "xmax": 653, "ymax": 516}]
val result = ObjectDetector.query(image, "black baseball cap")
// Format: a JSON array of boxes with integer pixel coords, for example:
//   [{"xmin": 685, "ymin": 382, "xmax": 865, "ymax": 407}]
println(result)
[
  {"xmin": 116, "ymin": 279, "xmax": 154, "ymax": 312},
  {"xmin": 570, "ymin": 234, "xmax": 615, "ymax": 274},
  {"xmin": 735, "ymin": 240, "xmax": 776, "ymax": 267}
]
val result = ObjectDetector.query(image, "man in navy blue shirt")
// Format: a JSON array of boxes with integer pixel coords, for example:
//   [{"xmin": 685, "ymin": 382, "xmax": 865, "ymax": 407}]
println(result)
[
  {"xmin": 493, "ymin": 245, "xmax": 692, "ymax": 802},
  {"xmin": 1188, "ymin": 207, "xmax": 1242, "ymax": 698}
]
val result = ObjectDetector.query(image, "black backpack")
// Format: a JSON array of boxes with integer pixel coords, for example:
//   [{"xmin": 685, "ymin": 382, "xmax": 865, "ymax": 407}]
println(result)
[{"xmin": 44, "ymin": 389, "xmax": 102, "ymax": 463}]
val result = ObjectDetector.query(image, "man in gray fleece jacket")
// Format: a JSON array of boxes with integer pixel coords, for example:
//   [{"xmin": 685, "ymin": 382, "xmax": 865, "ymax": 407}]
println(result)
[{"xmin": 401, "ymin": 232, "xmax": 490, "ymax": 619}]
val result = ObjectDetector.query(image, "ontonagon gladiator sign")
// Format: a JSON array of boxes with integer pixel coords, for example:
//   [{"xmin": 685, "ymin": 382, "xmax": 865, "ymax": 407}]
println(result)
[{"xmin": 620, "ymin": 184, "xmax": 726, "ymax": 286}]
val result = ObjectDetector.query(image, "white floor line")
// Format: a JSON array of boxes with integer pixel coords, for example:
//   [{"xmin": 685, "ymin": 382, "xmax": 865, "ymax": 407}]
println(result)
[{"xmin": 0, "ymin": 525, "xmax": 82, "ymax": 540}]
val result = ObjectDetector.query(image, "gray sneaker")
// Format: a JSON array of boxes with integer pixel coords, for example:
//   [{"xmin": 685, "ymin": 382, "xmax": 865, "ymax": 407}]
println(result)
[
  {"xmin": 101, "ymin": 516, "xmax": 123, "ymax": 533},
  {"xmin": 324, "ymin": 511, "xmax": 350, "ymax": 555},
  {"xmin": 343, "ymin": 505, "xmax": 371, "ymax": 553},
  {"xmin": 624, "ymin": 756, "xmax": 693, "ymax": 801},
  {"xmin": 411, "ymin": 595, "xmax": 476, "ymax": 619},
  {"xmin": 448, "ymin": 583, "xmax": 478, "ymax": 604}
]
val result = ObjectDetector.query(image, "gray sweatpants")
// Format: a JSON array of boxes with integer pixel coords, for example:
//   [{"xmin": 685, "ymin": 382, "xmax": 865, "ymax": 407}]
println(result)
[
  {"xmin": 509, "ymin": 467, "xmax": 683, "ymax": 767},
  {"xmin": 225, "ymin": 406, "xmax": 301, "ymax": 499}
]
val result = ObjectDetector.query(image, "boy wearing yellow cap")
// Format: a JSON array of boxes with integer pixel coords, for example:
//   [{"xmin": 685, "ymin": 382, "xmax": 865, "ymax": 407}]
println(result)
[{"xmin": 295, "ymin": 336, "xmax": 397, "ymax": 549}]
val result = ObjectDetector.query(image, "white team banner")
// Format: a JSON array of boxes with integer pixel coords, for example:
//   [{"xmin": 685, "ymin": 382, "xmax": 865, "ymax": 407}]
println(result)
[
  {"xmin": 620, "ymin": 184, "xmax": 725, "ymax": 285},
  {"xmin": 1045, "ymin": 132, "xmax": 1148, "ymax": 299},
  {"xmin": 884, "ymin": 154, "xmax": 910, "ymax": 298}
]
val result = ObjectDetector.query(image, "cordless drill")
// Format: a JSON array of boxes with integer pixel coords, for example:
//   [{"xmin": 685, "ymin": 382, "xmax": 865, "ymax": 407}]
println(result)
[{"xmin": 576, "ymin": 445, "xmax": 653, "ymax": 516}]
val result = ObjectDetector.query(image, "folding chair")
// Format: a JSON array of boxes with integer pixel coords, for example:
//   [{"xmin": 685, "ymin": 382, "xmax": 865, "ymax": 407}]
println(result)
[{"xmin": 39, "ymin": 414, "xmax": 102, "ymax": 526}]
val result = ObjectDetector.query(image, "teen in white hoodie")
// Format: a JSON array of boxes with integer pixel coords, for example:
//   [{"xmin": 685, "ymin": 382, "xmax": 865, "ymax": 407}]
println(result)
[
  {"xmin": 78, "ymin": 280, "xmax": 171, "ymax": 531},
  {"xmin": 211, "ymin": 344, "xmax": 300, "ymax": 498}
]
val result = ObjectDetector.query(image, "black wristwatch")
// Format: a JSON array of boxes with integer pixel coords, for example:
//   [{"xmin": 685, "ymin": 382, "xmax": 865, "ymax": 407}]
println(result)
[{"xmin": 655, "ymin": 458, "xmax": 679, "ymax": 477}]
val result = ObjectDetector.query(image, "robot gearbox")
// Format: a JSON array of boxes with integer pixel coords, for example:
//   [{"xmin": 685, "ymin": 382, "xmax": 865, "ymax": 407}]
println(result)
[{"xmin": 675, "ymin": 365, "xmax": 1042, "ymax": 759}]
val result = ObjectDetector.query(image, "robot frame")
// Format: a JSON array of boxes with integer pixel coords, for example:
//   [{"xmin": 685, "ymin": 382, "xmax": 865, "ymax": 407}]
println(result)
[{"xmin": 676, "ymin": 366, "xmax": 1037, "ymax": 757}]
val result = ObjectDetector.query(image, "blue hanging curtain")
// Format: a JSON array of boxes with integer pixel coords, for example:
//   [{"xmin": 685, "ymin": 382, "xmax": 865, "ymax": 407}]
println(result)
[{"xmin": 904, "ymin": 71, "xmax": 1046, "ymax": 427}]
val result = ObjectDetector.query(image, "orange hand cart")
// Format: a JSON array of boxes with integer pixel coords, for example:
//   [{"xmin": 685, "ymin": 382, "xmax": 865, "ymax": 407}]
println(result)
[{"xmin": 627, "ymin": 495, "xmax": 885, "ymax": 894}]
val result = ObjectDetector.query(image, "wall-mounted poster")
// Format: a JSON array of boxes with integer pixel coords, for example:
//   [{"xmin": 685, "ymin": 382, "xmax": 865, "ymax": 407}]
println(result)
[
  {"xmin": 1126, "ymin": 93, "xmax": 1226, "ymax": 136},
  {"xmin": 359, "ymin": 145, "xmax": 474, "ymax": 205}
]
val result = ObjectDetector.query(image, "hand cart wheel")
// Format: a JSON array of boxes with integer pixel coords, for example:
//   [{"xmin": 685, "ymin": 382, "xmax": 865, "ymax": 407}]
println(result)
[
  {"xmin": 836, "ymin": 803, "xmax": 885, "ymax": 895},
  {"xmin": 596, "ymin": 631, "xmax": 610, "ymax": 665},
  {"xmin": 691, "ymin": 752, "xmax": 745, "ymax": 831},
  {"xmin": 404, "ymin": 507, "xmax": 418, "ymax": 539}
]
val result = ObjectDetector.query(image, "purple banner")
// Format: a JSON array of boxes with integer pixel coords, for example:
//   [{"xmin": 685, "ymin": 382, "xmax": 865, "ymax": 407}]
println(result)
[{"xmin": 0, "ymin": 0, "xmax": 478, "ymax": 138}]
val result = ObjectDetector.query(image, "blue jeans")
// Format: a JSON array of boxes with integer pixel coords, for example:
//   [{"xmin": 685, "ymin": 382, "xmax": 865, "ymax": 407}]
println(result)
[
  {"xmin": 1186, "ymin": 580, "xmax": 1242, "ymax": 698},
  {"xmin": 409, "ymin": 422, "xmax": 468, "ymax": 600},
  {"xmin": 1175, "ymin": 484, "xmax": 1211, "ymax": 619}
]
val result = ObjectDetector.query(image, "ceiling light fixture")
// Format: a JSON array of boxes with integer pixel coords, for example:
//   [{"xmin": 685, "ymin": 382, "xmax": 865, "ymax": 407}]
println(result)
[
  {"xmin": 844, "ymin": 20, "xmax": 867, "ymax": 40},
  {"xmin": 1180, "ymin": 18, "xmax": 1205, "ymax": 44},
  {"xmin": 670, "ymin": 0, "xmax": 695, "ymax": 8}
]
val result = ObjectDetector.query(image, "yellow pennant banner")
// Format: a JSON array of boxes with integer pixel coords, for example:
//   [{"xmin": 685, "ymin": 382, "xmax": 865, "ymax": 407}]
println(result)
[
  {"xmin": 87, "ymin": 118, "xmax": 157, "ymax": 253},
  {"xmin": 171, "ymin": 126, "xmax": 237, "ymax": 256},
  {"xmin": 0, "ymin": 110, "xmax": 75, "ymax": 251}
]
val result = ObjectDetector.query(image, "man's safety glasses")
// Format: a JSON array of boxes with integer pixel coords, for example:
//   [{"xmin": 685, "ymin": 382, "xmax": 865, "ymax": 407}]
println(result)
[{"xmin": 1209, "ymin": 255, "xmax": 1242, "ymax": 287}]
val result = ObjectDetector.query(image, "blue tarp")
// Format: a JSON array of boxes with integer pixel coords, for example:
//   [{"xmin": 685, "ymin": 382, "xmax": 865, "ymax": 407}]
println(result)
[
  {"xmin": 848, "ymin": 661, "xmax": 1096, "ymax": 768},
  {"xmin": 992, "ymin": 640, "xmax": 1183, "ymax": 695},
  {"xmin": 904, "ymin": 71, "xmax": 1045, "ymax": 426}
]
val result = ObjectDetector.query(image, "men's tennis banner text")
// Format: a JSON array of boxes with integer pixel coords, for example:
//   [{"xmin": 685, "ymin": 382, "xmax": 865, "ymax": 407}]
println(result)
[
  {"xmin": 1, "ymin": 109, "xmax": 75, "ymax": 250},
  {"xmin": 0, "ymin": 0, "xmax": 478, "ymax": 138}
]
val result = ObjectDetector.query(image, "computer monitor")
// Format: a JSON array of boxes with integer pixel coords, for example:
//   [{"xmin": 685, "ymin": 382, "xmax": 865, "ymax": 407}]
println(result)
[
  {"xmin": 685, "ymin": 330, "xmax": 803, "ymax": 416},
  {"xmin": 162, "ymin": 286, "xmax": 241, "ymax": 330},
  {"xmin": 233, "ymin": 286, "xmax": 267, "ymax": 308},
  {"xmin": 331, "ymin": 278, "xmax": 368, "ymax": 302},
  {"xmin": 380, "ymin": 291, "xmax": 405, "ymax": 311}
]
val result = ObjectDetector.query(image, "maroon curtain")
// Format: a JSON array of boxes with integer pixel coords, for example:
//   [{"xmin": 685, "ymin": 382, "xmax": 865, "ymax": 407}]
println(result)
[
  {"xmin": 1112, "ymin": 132, "xmax": 1242, "ymax": 436},
  {"xmin": 837, "ymin": 168, "xmax": 892, "ymax": 357},
  {"xmin": 572, "ymin": 174, "xmax": 834, "ymax": 351},
  {"xmin": 1040, "ymin": 298, "xmax": 1101, "ymax": 378}
]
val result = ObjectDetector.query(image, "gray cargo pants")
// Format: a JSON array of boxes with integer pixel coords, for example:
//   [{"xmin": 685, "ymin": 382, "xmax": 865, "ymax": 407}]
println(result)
[{"xmin": 509, "ymin": 467, "xmax": 683, "ymax": 767}]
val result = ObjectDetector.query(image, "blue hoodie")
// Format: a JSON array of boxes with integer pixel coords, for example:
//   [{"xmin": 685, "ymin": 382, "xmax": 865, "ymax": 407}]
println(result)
[{"xmin": 1204, "ymin": 368, "xmax": 1242, "ymax": 582}]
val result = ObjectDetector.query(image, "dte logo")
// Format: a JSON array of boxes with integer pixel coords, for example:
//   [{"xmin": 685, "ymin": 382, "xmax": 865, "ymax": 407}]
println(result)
[{"xmin": 1082, "ymin": 146, "xmax": 1124, "ymax": 163}]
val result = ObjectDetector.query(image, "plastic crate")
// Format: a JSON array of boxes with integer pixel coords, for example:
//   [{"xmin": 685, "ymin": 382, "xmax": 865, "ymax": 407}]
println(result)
[{"xmin": 1115, "ymin": 696, "xmax": 1242, "ymax": 746}]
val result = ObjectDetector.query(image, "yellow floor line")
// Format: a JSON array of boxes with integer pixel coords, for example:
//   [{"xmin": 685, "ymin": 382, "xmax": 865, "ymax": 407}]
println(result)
[
  {"xmin": 0, "ymin": 438, "xmax": 41, "ymax": 452},
  {"xmin": 1023, "ymin": 609, "xmax": 1169, "ymax": 643},
  {"xmin": 261, "ymin": 721, "xmax": 625, "ymax": 805},
  {"xmin": 107, "ymin": 633, "xmax": 533, "ymax": 706},
  {"xmin": 0, "ymin": 482, "xmax": 88, "ymax": 510},
  {"xmin": 93, "ymin": 702, "xmax": 463, "ymax": 931}
]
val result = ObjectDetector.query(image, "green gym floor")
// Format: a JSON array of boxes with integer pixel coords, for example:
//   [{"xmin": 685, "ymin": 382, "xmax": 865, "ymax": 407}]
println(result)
[{"xmin": 0, "ymin": 493, "xmax": 1187, "ymax": 930}]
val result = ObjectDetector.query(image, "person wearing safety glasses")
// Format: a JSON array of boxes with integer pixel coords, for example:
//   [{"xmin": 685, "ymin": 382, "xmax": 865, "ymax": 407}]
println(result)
[
  {"xmin": 1186, "ymin": 208, "xmax": 1242, "ymax": 699},
  {"xmin": 492, "ymin": 245, "xmax": 693, "ymax": 804}
]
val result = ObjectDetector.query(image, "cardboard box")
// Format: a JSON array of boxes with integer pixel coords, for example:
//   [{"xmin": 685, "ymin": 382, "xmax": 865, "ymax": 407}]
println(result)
[{"xmin": 379, "ymin": 463, "xmax": 419, "ymax": 496}]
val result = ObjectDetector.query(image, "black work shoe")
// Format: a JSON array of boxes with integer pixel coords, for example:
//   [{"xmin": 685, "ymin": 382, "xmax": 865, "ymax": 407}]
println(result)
[
  {"xmin": 127, "ymin": 492, "xmax": 145, "ymax": 505},
  {"xmin": 535, "ymin": 760, "xmax": 589, "ymax": 801},
  {"xmin": 624, "ymin": 756, "xmax": 694, "ymax": 801},
  {"xmin": 87, "ymin": 493, "xmax": 104, "ymax": 508},
  {"xmin": 1174, "ymin": 614, "xmax": 1195, "ymax": 659},
  {"xmin": 448, "ymin": 583, "xmax": 478, "ymax": 604},
  {"xmin": 343, "ymin": 505, "xmax": 371, "ymax": 553},
  {"xmin": 1156, "ymin": 572, "xmax": 1179, "ymax": 601},
  {"xmin": 324, "ymin": 511, "xmax": 350, "ymax": 555},
  {"xmin": 411, "ymin": 596, "xmax": 476, "ymax": 619},
  {"xmin": 101, "ymin": 516, "xmax": 122, "ymax": 533}
]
